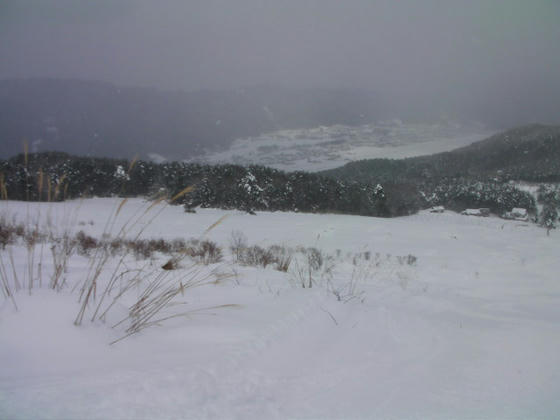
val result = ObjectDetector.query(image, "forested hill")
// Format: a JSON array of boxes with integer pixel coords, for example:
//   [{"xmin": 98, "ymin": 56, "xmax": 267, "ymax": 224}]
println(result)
[
  {"xmin": 0, "ymin": 149, "xmax": 537, "ymax": 218},
  {"xmin": 322, "ymin": 124, "xmax": 560, "ymax": 184},
  {"xmin": 0, "ymin": 79, "xmax": 391, "ymax": 160}
]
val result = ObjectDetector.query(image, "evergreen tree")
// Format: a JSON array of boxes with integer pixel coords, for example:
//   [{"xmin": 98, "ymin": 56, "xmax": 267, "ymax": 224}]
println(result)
[{"xmin": 540, "ymin": 203, "xmax": 558, "ymax": 235}]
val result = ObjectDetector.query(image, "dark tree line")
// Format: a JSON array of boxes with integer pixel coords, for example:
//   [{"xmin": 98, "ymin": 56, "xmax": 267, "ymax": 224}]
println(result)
[
  {"xmin": 0, "ymin": 152, "xmax": 413, "ymax": 217},
  {"xmin": 319, "ymin": 124, "xmax": 560, "ymax": 216},
  {"xmin": 1, "ymin": 152, "xmax": 538, "ymax": 218},
  {"xmin": 422, "ymin": 179, "xmax": 536, "ymax": 214}
]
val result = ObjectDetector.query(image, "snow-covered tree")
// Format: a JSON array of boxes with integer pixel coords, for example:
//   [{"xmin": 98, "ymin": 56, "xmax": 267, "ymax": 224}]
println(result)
[{"xmin": 540, "ymin": 202, "xmax": 558, "ymax": 235}]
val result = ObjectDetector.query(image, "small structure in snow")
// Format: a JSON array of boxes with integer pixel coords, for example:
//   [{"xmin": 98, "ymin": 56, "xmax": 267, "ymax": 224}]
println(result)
[
  {"xmin": 502, "ymin": 208, "xmax": 529, "ymax": 221},
  {"xmin": 429, "ymin": 206, "xmax": 445, "ymax": 213},
  {"xmin": 461, "ymin": 208, "xmax": 490, "ymax": 217}
]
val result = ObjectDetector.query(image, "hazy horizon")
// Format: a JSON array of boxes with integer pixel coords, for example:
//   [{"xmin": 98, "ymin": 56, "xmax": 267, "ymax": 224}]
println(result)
[{"xmin": 1, "ymin": 1, "xmax": 560, "ymax": 125}]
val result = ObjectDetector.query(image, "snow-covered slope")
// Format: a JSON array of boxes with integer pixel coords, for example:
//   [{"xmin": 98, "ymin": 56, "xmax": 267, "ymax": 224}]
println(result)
[
  {"xmin": 189, "ymin": 120, "xmax": 495, "ymax": 172},
  {"xmin": 1, "ymin": 198, "xmax": 559, "ymax": 419}
]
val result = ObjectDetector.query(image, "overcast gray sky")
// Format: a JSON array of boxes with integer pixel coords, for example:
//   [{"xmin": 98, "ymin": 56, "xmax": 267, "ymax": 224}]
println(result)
[{"xmin": 1, "ymin": 0, "xmax": 559, "ymax": 122}]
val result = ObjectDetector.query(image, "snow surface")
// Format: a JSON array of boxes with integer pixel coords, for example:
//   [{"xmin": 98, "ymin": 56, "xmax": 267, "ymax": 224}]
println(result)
[
  {"xmin": 1, "ymin": 198, "xmax": 560, "ymax": 419},
  {"xmin": 188, "ymin": 120, "xmax": 495, "ymax": 172}
]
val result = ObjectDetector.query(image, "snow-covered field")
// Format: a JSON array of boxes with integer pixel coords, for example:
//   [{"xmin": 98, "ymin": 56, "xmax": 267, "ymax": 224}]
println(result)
[
  {"xmin": 189, "ymin": 120, "xmax": 495, "ymax": 172},
  {"xmin": 1, "ymin": 198, "xmax": 560, "ymax": 419}
]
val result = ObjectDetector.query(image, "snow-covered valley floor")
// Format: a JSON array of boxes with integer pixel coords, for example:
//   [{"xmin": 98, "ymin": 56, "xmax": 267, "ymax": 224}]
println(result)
[
  {"xmin": 1, "ymin": 198, "xmax": 559, "ymax": 419},
  {"xmin": 188, "ymin": 121, "xmax": 494, "ymax": 172}
]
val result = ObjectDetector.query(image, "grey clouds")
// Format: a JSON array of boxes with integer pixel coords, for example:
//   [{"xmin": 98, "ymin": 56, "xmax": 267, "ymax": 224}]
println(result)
[{"xmin": 1, "ymin": 0, "xmax": 559, "ymax": 125}]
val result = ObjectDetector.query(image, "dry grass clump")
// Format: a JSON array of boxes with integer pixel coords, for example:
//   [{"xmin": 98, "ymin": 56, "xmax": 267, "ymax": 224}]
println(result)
[
  {"xmin": 198, "ymin": 240, "xmax": 223, "ymax": 265},
  {"xmin": 289, "ymin": 247, "xmax": 335, "ymax": 289},
  {"xmin": 238, "ymin": 244, "xmax": 293, "ymax": 271},
  {"xmin": 239, "ymin": 245, "xmax": 274, "ymax": 268},
  {"xmin": 275, "ymin": 253, "xmax": 292, "ymax": 273},
  {"xmin": 126, "ymin": 238, "xmax": 167, "ymax": 259},
  {"xmin": 229, "ymin": 230, "xmax": 247, "ymax": 263},
  {"xmin": 268, "ymin": 245, "xmax": 293, "ymax": 272},
  {"xmin": 397, "ymin": 254, "xmax": 418, "ymax": 266},
  {"xmin": 105, "ymin": 237, "xmax": 185, "ymax": 259},
  {"xmin": 75, "ymin": 231, "xmax": 98, "ymax": 256},
  {"xmin": 75, "ymin": 196, "xmax": 174, "ymax": 326},
  {"xmin": 109, "ymin": 264, "xmax": 230, "ymax": 344},
  {"xmin": 230, "ymin": 231, "xmax": 293, "ymax": 272},
  {"xmin": 351, "ymin": 252, "xmax": 417, "ymax": 267},
  {"xmin": 1, "ymin": 164, "xmax": 239, "ymax": 342},
  {"xmin": 0, "ymin": 216, "xmax": 30, "ymax": 248},
  {"xmin": 49, "ymin": 234, "xmax": 76, "ymax": 291},
  {"xmin": 112, "ymin": 237, "xmax": 180, "ymax": 259},
  {"xmin": 0, "ymin": 218, "xmax": 22, "ymax": 249},
  {"xmin": 183, "ymin": 239, "xmax": 223, "ymax": 265},
  {"xmin": 75, "ymin": 190, "xmax": 229, "ymax": 330},
  {"xmin": 305, "ymin": 247, "xmax": 324, "ymax": 272},
  {"xmin": 326, "ymin": 251, "xmax": 420, "ymax": 302}
]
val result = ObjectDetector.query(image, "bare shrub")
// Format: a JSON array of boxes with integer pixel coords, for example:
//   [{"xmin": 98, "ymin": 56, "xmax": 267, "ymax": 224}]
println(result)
[
  {"xmin": 181, "ymin": 239, "xmax": 199, "ymax": 258},
  {"xmin": 100, "ymin": 236, "xmax": 188, "ymax": 259},
  {"xmin": 254, "ymin": 245, "xmax": 272, "ymax": 267},
  {"xmin": 171, "ymin": 238, "xmax": 187, "ymax": 253},
  {"xmin": 306, "ymin": 247, "xmax": 323, "ymax": 272},
  {"xmin": 276, "ymin": 254, "xmax": 292, "ymax": 272},
  {"xmin": 199, "ymin": 240, "xmax": 223, "ymax": 265},
  {"xmin": 50, "ymin": 234, "xmax": 76, "ymax": 291},
  {"xmin": 24, "ymin": 227, "xmax": 45, "ymax": 293},
  {"xmin": 0, "ymin": 219, "xmax": 17, "ymax": 249},
  {"xmin": 109, "ymin": 238, "xmax": 125, "ymax": 256},
  {"xmin": 396, "ymin": 254, "xmax": 418, "ymax": 266},
  {"xmin": 14, "ymin": 224, "xmax": 25, "ymax": 238},
  {"xmin": 148, "ymin": 238, "xmax": 172, "ymax": 254},
  {"xmin": 229, "ymin": 230, "xmax": 247, "ymax": 263},
  {"xmin": 116, "ymin": 238, "xmax": 176, "ymax": 260},
  {"xmin": 289, "ymin": 247, "xmax": 335, "ymax": 288},
  {"xmin": 24, "ymin": 227, "xmax": 43, "ymax": 249},
  {"xmin": 183, "ymin": 239, "xmax": 223, "ymax": 265},
  {"xmin": 127, "ymin": 239, "xmax": 153, "ymax": 259},
  {"xmin": 236, "ymin": 244, "xmax": 278, "ymax": 268},
  {"xmin": 268, "ymin": 245, "xmax": 292, "ymax": 272},
  {"xmin": 76, "ymin": 231, "xmax": 98, "ymax": 256}
]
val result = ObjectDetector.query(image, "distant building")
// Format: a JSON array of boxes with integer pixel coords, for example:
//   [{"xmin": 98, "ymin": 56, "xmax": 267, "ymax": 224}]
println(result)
[
  {"xmin": 502, "ymin": 208, "xmax": 529, "ymax": 221},
  {"xmin": 461, "ymin": 208, "xmax": 490, "ymax": 217}
]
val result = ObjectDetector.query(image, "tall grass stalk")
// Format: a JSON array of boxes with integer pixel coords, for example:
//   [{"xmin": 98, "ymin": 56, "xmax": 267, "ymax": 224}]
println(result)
[
  {"xmin": 9, "ymin": 249, "xmax": 21, "ymax": 291},
  {"xmin": 0, "ymin": 173, "xmax": 8, "ymax": 200},
  {"xmin": 23, "ymin": 140, "xmax": 29, "ymax": 202},
  {"xmin": 75, "ymin": 197, "xmax": 132, "ymax": 324},
  {"xmin": 76, "ymin": 187, "xmax": 195, "ymax": 326},
  {"xmin": 109, "ymin": 263, "xmax": 227, "ymax": 344},
  {"xmin": 0, "ymin": 251, "xmax": 18, "ymax": 310}
]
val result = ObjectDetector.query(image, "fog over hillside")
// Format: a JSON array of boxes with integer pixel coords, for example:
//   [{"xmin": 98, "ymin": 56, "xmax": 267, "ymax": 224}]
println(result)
[
  {"xmin": 0, "ymin": 79, "xmax": 401, "ymax": 159},
  {"xmin": 1, "ymin": 1, "xmax": 560, "ymax": 159}
]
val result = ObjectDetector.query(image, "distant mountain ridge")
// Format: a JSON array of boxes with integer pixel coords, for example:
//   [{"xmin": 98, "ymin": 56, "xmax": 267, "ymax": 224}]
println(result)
[
  {"xmin": 322, "ymin": 124, "xmax": 560, "ymax": 184},
  {"xmin": 0, "ymin": 79, "xmax": 393, "ymax": 160}
]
